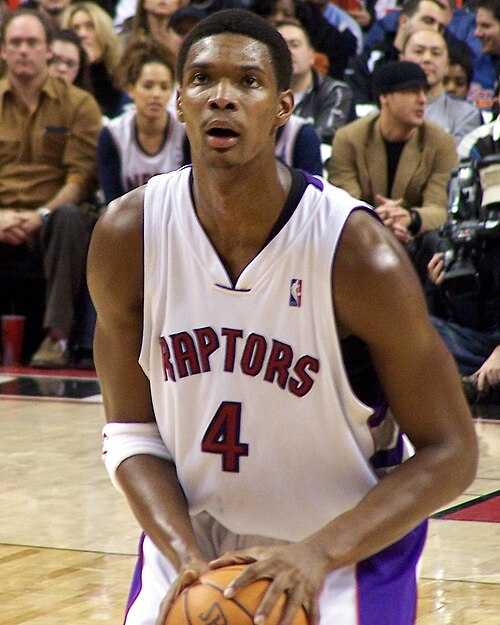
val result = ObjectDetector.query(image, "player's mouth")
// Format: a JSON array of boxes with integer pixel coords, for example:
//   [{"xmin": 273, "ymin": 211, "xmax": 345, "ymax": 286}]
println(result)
[{"xmin": 206, "ymin": 126, "xmax": 240, "ymax": 149}]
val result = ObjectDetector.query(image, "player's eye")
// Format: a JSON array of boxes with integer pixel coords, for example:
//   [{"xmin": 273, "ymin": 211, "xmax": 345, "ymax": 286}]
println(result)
[
  {"xmin": 243, "ymin": 76, "xmax": 259, "ymax": 87},
  {"xmin": 191, "ymin": 72, "xmax": 208, "ymax": 84}
]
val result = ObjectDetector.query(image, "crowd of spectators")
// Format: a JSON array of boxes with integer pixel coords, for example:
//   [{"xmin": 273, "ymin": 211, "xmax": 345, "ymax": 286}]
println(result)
[{"xmin": 0, "ymin": 0, "xmax": 498, "ymax": 400}]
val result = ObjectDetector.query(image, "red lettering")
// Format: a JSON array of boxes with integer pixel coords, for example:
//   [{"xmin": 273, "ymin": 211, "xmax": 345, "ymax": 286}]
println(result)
[
  {"xmin": 159, "ymin": 336, "xmax": 176, "ymax": 381},
  {"xmin": 289, "ymin": 355, "xmax": 320, "ymax": 397},
  {"xmin": 240, "ymin": 333, "xmax": 267, "ymax": 376},
  {"xmin": 221, "ymin": 328, "xmax": 243, "ymax": 372},
  {"xmin": 170, "ymin": 331, "xmax": 201, "ymax": 378},
  {"xmin": 264, "ymin": 340, "xmax": 293, "ymax": 389},
  {"xmin": 194, "ymin": 326, "xmax": 219, "ymax": 372}
]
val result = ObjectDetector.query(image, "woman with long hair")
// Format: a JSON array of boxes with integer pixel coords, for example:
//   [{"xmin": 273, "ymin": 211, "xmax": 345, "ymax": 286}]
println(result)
[
  {"xmin": 120, "ymin": 0, "xmax": 183, "ymax": 51},
  {"xmin": 61, "ymin": 1, "xmax": 125, "ymax": 117}
]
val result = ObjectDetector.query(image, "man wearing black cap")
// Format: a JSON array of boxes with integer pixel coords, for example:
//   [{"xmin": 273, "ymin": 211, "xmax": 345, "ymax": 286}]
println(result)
[{"xmin": 328, "ymin": 60, "xmax": 457, "ymax": 252}]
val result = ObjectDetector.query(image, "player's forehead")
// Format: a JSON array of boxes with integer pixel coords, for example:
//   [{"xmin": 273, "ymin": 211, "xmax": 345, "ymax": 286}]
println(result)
[{"xmin": 183, "ymin": 33, "xmax": 274, "ymax": 77}]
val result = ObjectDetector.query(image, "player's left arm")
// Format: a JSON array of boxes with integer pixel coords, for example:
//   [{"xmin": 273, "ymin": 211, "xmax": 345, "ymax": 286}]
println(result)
[{"xmin": 315, "ymin": 209, "xmax": 478, "ymax": 567}]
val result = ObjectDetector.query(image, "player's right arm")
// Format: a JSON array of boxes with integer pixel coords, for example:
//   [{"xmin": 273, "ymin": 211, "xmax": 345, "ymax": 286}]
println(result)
[{"xmin": 87, "ymin": 188, "xmax": 208, "ymax": 577}]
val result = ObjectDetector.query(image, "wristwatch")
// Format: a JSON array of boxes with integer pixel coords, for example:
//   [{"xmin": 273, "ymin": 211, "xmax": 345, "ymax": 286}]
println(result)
[
  {"xmin": 37, "ymin": 207, "xmax": 51, "ymax": 218},
  {"xmin": 407, "ymin": 208, "xmax": 422, "ymax": 235}
]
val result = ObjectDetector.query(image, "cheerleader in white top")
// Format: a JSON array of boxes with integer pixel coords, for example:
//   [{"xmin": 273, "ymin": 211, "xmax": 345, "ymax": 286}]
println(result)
[{"xmin": 97, "ymin": 39, "xmax": 187, "ymax": 204}]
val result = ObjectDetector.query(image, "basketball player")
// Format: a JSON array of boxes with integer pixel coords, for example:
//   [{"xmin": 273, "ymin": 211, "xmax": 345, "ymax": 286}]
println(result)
[{"xmin": 87, "ymin": 9, "xmax": 478, "ymax": 625}]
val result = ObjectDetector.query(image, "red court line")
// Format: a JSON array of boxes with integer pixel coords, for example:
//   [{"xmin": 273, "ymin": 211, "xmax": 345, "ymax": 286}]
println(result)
[
  {"xmin": 434, "ymin": 490, "xmax": 500, "ymax": 523},
  {"xmin": 0, "ymin": 365, "xmax": 97, "ymax": 379}
]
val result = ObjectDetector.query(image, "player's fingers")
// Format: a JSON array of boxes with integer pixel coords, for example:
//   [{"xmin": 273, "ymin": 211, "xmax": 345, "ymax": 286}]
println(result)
[
  {"xmin": 275, "ymin": 590, "xmax": 309, "ymax": 625},
  {"xmin": 222, "ymin": 562, "xmax": 262, "ymax": 598},
  {"xmin": 155, "ymin": 586, "xmax": 180, "ymax": 625},
  {"xmin": 155, "ymin": 568, "xmax": 202, "ymax": 625},
  {"xmin": 252, "ymin": 575, "xmax": 290, "ymax": 625},
  {"xmin": 308, "ymin": 598, "xmax": 321, "ymax": 625},
  {"xmin": 210, "ymin": 554, "xmax": 255, "ymax": 572}
]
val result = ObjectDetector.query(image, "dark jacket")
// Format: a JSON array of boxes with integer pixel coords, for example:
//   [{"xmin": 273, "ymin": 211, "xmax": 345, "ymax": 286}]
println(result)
[{"xmin": 294, "ymin": 70, "xmax": 355, "ymax": 144}]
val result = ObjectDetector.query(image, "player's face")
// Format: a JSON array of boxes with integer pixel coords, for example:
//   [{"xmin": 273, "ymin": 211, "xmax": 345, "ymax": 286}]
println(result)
[
  {"xmin": 277, "ymin": 24, "xmax": 315, "ymax": 81},
  {"xmin": 443, "ymin": 63, "xmax": 469, "ymax": 99},
  {"xmin": 1, "ymin": 15, "xmax": 51, "ymax": 81},
  {"xmin": 176, "ymin": 34, "xmax": 293, "ymax": 170},
  {"xmin": 475, "ymin": 8, "xmax": 500, "ymax": 56},
  {"xmin": 128, "ymin": 61, "xmax": 173, "ymax": 119},
  {"xmin": 382, "ymin": 87, "xmax": 427, "ymax": 127},
  {"xmin": 402, "ymin": 30, "xmax": 448, "ymax": 89}
]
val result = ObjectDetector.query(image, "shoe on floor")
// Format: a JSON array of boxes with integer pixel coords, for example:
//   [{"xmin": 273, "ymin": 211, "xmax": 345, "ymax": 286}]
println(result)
[{"xmin": 30, "ymin": 337, "xmax": 68, "ymax": 369}]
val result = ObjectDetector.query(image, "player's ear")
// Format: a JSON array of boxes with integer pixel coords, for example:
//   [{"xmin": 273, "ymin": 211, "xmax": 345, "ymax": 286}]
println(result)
[
  {"xmin": 276, "ymin": 90, "xmax": 294, "ymax": 128},
  {"xmin": 176, "ymin": 89, "xmax": 184, "ymax": 123}
]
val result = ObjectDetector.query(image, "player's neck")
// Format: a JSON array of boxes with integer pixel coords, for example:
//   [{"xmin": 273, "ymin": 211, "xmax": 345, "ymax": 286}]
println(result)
[
  {"xmin": 192, "ymin": 158, "xmax": 289, "ymax": 219},
  {"xmin": 191, "ymin": 160, "xmax": 291, "ymax": 283}
]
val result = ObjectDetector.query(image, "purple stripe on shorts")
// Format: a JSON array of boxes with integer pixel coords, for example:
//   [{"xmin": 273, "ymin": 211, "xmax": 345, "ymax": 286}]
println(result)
[
  {"xmin": 123, "ymin": 533, "xmax": 146, "ymax": 625},
  {"xmin": 356, "ymin": 520, "xmax": 428, "ymax": 625}
]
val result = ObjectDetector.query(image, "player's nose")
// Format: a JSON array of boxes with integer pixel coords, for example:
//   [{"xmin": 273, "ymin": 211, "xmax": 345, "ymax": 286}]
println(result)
[{"xmin": 208, "ymin": 79, "xmax": 238, "ymax": 110}]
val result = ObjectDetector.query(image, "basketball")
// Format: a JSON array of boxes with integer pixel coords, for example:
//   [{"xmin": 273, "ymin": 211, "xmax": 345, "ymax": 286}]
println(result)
[{"xmin": 163, "ymin": 564, "xmax": 309, "ymax": 625}]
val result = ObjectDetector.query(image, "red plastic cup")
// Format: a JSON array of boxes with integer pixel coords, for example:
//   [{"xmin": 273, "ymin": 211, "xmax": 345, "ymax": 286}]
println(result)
[{"xmin": 1, "ymin": 315, "xmax": 26, "ymax": 366}]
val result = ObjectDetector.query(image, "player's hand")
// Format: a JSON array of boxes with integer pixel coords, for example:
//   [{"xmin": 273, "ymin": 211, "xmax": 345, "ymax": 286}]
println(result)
[
  {"xmin": 209, "ymin": 541, "xmax": 330, "ymax": 625},
  {"xmin": 155, "ymin": 558, "xmax": 209, "ymax": 625}
]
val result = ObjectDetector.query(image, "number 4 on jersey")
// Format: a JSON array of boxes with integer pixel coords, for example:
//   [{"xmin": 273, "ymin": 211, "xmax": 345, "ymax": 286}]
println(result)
[{"xmin": 201, "ymin": 401, "xmax": 249, "ymax": 472}]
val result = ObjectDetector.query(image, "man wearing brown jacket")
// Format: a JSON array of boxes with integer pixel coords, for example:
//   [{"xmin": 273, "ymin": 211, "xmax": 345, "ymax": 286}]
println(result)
[{"xmin": 328, "ymin": 61, "xmax": 457, "ymax": 248}]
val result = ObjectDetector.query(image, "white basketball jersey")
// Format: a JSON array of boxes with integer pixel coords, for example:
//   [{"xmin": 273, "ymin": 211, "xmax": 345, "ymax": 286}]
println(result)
[
  {"xmin": 106, "ymin": 109, "xmax": 185, "ymax": 193},
  {"xmin": 140, "ymin": 166, "xmax": 380, "ymax": 542}
]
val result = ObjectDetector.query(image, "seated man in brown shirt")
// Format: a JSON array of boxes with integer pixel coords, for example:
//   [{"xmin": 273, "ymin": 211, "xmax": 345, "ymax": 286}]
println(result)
[
  {"xmin": 328, "ymin": 60, "xmax": 458, "ymax": 282},
  {"xmin": 0, "ymin": 8, "xmax": 102, "ymax": 367}
]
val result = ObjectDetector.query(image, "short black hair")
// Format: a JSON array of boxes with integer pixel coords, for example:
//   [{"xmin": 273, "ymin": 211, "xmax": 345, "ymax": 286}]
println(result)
[
  {"xmin": 475, "ymin": 0, "xmax": 500, "ymax": 22},
  {"xmin": 401, "ymin": 0, "xmax": 446, "ymax": 18},
  {"xmin": 176, "ymin": 8, "xmax": 292, "ymax": 91},
  {"xmin": 448, "ymin": 47, "xmax": 473, "ymax": 86},
  {"xmin": 0, "ymin": 7, "xmax": 54, "ymax": 46}
]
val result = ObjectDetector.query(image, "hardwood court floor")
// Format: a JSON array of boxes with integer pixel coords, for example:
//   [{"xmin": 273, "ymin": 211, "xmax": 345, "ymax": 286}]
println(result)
[{"xmin": 0, "ymin": 370, "xmax": 498, "ymax": 625}]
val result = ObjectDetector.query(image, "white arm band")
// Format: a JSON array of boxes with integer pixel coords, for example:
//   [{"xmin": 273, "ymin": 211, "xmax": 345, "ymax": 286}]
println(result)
[{"xmin": 102, "ymin": 421, "xmax": 173, "ymax": 493}]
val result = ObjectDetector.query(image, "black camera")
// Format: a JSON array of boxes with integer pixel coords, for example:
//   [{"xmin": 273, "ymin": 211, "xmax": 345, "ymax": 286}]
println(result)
[{"xmin": 439, "ymin": 154, "xmax": 500, "ymax": 299}]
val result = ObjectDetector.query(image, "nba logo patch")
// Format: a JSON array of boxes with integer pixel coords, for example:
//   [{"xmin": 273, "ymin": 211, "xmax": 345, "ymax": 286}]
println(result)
[{"xmin": 289, "ymin": 279, "xmax": 302, "ymax": 307}]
